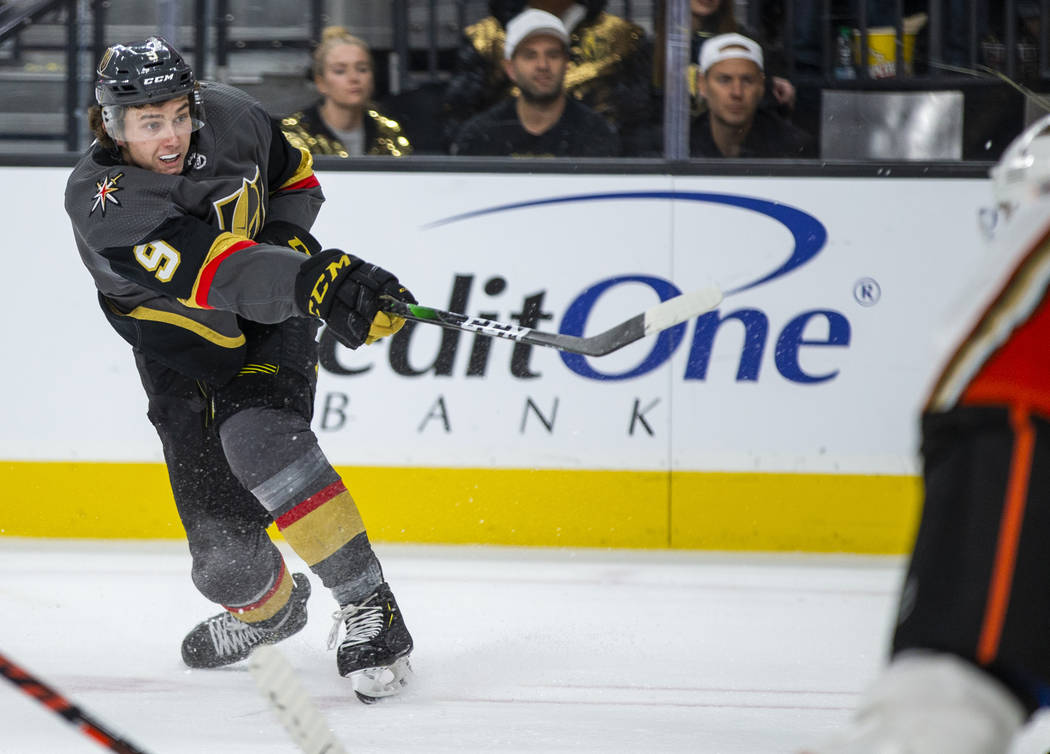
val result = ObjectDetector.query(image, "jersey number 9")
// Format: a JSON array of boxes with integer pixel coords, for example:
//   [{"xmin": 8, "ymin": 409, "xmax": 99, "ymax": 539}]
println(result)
[{"xmin": 133, "ymin": 240, "xmax": 181, "ymax": 283}]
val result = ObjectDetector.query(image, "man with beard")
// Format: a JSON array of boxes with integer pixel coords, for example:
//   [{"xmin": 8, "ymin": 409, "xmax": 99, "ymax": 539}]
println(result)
[
  {"xmin": 450, "ymin": 9, "xmax": 620, "ymax": 157},
  {"xmin": 442, "ymin": 0, "xmax": 650, "ymax": 154}
]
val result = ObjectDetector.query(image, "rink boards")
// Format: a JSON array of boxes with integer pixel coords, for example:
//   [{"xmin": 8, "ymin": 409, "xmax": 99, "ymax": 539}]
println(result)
[{"xmin": 0, "ymin": 167, "xmax": 991, "ymax": 552}]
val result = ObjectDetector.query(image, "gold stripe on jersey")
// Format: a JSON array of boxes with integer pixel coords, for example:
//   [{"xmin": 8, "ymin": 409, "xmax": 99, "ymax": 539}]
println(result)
[
  {"xmin": 104, "ymin": 299, "xmax": 246, "ymax": 348},
  {"xmin": 279, "ymin": 147, "xmax": 315, "ymax": 191},
  {"xmin": 179, "ymin": 232, "xmax": 257, "ymax": 310}
]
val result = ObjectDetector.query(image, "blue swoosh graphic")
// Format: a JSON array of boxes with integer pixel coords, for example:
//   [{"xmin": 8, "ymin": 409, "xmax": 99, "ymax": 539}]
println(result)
[{"xmin": 423, "ymin": 190, "xmax": 828, "ymax": 294}]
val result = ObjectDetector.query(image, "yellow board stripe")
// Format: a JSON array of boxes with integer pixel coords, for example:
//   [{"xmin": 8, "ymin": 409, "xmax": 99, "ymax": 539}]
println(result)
[
  {"xmin": 105, "ymin": 300, "xmax": 246, "ymax": 349},
  {"xmin": 0, "ymin": 461, "xmax": 922, "ymax": 554}
]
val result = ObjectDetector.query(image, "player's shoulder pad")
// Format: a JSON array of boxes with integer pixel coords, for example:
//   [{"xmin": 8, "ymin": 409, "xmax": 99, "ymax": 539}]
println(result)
[
  {"xmin": 198, "ymin": 81, "xmax": 271, "ymax": 141},
  {"xmin": 65, "ymin": 149, "xmax": 180, "ymax": 247}
]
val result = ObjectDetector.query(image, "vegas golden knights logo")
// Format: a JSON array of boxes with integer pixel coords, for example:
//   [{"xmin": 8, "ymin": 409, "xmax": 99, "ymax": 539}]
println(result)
[{"xmin": 212, "ymin": 166, "xmax": 264, "ymax": 238}]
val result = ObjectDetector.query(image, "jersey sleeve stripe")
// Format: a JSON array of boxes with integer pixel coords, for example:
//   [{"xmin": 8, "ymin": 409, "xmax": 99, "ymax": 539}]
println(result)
[
  {"xmin": 276, "ymin": 147, "xmax": 318, "ymax": 192},
  {"xmin": 282, "ymin": 174, "xmax": 321, "ymax": 192},
  {"xmin": 185, "ymin": 234, "xmax": 258, "ymax": 309}
]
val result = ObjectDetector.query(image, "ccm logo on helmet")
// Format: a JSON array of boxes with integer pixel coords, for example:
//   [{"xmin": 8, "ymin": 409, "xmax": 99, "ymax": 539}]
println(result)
[{"xmin": 143, "ymin": 73, "xmax": 175, "ymax": 85}]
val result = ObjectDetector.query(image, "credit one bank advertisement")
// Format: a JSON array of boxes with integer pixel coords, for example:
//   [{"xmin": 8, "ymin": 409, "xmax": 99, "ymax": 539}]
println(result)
[
  {"xmin": 2, "ymin": 168, "xmax": 989, "ymax": 475},
  {"xmin": 307, "ymin": 172, "xmax": 988, "ymax": 476}
]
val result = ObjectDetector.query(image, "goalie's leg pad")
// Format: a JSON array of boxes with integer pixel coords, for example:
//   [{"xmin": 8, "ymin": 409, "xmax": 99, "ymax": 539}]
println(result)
[
  {"xmin": 805, "ymin": 651, "xmax": 1025, "ymax": 754},
  {"xmin": 893, "ymin": 405, "xmax": 1050, "ymax": 711}
]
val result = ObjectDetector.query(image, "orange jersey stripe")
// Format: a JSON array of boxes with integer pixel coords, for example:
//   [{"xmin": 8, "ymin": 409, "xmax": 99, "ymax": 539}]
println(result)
[{"xmin": 976, "ymin": 405, "xmax": 1035, "ymax": 665}]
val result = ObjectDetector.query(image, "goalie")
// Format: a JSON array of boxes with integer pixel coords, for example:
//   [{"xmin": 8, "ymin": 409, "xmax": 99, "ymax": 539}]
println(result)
[
  {"xmin": 64, "ymin": 37, "xmax": 415, "ymax": 701},
  {"xmin": 807, "ymin": 114, "xmax": 1050, "ymax": 752}
]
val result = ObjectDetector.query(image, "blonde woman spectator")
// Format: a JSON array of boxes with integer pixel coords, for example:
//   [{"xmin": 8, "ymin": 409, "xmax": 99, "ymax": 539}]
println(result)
[{"xmin": 282, "ymin": 27, "xmax": 411, "ymax": 157}]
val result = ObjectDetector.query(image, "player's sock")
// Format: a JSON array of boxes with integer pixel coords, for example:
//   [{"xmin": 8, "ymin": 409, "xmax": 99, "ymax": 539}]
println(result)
[{"xmin": 182, "ymin": 572, "xmax": 311, "ymax": 668}]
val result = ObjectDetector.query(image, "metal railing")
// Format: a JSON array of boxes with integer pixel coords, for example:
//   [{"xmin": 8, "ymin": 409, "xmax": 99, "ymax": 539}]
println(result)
[{"xmin": 0, "ymin": 0, "xmax": 1046, "ymax": 156}]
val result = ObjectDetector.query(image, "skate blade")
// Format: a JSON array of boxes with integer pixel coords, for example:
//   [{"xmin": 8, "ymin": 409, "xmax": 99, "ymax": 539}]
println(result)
[{"xmin": 350, "ymin": 656, "xmax": 412, "ymax": 704}]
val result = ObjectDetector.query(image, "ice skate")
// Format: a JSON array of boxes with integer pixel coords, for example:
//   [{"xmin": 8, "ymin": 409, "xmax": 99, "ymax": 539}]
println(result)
[
  {"xmin": 181, "ymin": 572, "xmax": 311, "ymax": 669},
  {"xmin": 803, "ymin": 651, "xmax": 1025, "ymax": 754},
  {"xmin": 327, "ymin": 582, "xmax": 413, "ymax": 703}
]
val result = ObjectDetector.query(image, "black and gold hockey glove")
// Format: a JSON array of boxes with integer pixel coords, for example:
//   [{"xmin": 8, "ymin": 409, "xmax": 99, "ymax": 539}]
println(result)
[
  {"xmin": 294, "ymin": 249, "xmax": 415, "ymax": 349},
  {"xmin": 255, "ymin": 219, "xmax": 322, "ymax": 256}
]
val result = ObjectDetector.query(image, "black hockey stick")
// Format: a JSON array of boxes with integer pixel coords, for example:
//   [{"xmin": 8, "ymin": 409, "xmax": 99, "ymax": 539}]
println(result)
[
  {"xmin": 380, "ymin": 286, "xmax": 723, "ymax": 357},
  {"xmin": 0, "ymin": 650, "xmax": 152, "ymax": 754}
]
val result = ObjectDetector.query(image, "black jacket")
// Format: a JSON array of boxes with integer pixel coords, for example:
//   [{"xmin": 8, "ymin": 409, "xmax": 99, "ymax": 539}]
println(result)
[
  {"xmin": 689, "ymin": 108, "xmax": 816, "ymax": 159},
  {"xmin": 443, "ymin": 0, "xmax": 651, "ymax": 154}
]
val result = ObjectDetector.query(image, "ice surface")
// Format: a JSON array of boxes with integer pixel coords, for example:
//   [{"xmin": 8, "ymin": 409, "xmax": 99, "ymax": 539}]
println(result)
[{"xmin": 1, "ymin": 539, "xmax": 1047, "ymax": 753}]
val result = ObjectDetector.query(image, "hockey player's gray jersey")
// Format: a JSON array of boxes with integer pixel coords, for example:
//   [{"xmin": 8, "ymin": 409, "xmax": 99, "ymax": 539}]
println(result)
[{"xmin": 65, "ymin": 82, "xmax": 325, "ymax": 382}]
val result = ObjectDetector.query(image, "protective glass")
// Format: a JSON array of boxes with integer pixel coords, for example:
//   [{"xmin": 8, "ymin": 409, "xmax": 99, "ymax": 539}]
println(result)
[{"xmin": 101, "ymin": 99, "xmax": 206, "ymax": 143}]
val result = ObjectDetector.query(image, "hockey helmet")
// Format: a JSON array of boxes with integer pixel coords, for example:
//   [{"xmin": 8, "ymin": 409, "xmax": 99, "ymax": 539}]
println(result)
[
  {"xmin": 95, "ymin": 37, "xmax": 205, "ymax": 141},
  {"xmin": 981, "ymin": 112, "xmax": 1050, "ymax": 237}
]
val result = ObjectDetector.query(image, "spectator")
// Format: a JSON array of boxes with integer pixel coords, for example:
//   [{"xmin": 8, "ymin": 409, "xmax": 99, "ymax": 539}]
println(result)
[
  {"xmin": 690, "ymin": 33, "xmax": 815, "ymax": 159},
  {"xmin": 653, "ymin": 0, "xmax": 796, "ymax": 115},
  {"xmin": 281, "ymin": 26, "xmax": 411, "ymax": 157},
  {"xmin": 443, "ymin": 0, "xmax": 650, "ymax": 154},
  {"xmin": 451, "ymin": 9, "xmax": 620, "ymax": 157}
]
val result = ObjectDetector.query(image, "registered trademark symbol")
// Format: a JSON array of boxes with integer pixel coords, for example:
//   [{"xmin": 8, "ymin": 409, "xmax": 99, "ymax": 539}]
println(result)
[{"xmin": 853, "ymin": 277, "xmax": 881, "ymax": 306}]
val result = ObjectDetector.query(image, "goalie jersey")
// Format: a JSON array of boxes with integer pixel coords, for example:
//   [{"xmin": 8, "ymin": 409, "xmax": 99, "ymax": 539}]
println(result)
[{"xmin": 65, "ymin": 82, "xmax": 325, "ymax": 383}]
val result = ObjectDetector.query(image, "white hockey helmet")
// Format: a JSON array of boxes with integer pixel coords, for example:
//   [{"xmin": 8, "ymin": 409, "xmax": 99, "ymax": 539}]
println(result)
[{"xmin": 982, "ymin": 112, "xmax": 1050, "ymax": 237}]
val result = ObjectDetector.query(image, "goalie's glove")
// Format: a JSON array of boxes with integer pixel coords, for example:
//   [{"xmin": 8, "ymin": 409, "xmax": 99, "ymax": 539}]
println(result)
[{"xmin": 294, "ymin": 249, "xmax": 415, "ymax": 349}]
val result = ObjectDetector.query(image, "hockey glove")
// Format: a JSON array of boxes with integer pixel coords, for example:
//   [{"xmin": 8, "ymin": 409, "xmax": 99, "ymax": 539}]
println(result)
[
  {"xmin": 294, "ymin": 249, "xmax": 415, "ymax": 349},
  {"xmin": 255, "ymin": 219, "xmax": 322, "ymax": 256}
]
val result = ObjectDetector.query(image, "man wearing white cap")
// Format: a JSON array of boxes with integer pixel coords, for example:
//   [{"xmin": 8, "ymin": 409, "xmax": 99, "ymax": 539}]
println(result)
[
  {"xmin": 451, "ymin": 8, "xmax": 620, "ymax": 157},
  {"xmin": 690, "ymin": 32, "xmax": 814, "ymax": 159}
]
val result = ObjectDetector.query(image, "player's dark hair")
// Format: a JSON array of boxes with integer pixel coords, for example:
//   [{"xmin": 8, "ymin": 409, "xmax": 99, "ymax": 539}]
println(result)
[{"xmin": 88, "ymin": 105, "xmax": 115, "ymax": 149}]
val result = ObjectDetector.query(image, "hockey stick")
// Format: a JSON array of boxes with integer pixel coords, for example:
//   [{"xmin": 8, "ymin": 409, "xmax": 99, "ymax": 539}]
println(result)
[
  {"xmin": 0, "ymin": 650, "xmax": 151, "ymax": 754},
  {"xmin": 380, "ymin": 286, "xmax": 723, "ymax": 357},
  {"xmin": 249, "ymin": 646, "xmax": 348, "ymax": 754}
]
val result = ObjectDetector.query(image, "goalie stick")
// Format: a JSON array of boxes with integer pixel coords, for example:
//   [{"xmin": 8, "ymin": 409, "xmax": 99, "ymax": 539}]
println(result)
[
  {"xmin": 249, "ymin": 646, "xmax": 348, "ymax": 754},
  {"xmin": 379, "ymin": 286, "xmax": 723, "ymax": 357},
  {"xmin": 0, "ymin": 650, "xmax": 151, "ymax": 754}
]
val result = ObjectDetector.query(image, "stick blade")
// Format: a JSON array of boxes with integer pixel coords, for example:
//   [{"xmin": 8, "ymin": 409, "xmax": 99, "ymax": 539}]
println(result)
[{"xmin": 642, "ymin": 287, "xmax": 723, "ymax": 336}]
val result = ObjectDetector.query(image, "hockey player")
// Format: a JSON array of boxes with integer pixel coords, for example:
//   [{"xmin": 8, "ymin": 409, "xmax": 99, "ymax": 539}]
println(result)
[
  {"xmin": 65, "ymin": 37, "xmax": 414, "ymax": 702},
  {"xmin": 806, "ymin": 114, "xmax": 1050, "ymax": 752}
]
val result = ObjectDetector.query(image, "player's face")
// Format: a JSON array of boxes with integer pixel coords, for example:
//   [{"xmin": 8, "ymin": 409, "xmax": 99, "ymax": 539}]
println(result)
[
  {"xmin": 119, "ymin": 97, "xmax": 193, "ymax": 175},
  {"xmin": 698, "ymin": 58, "xmax": 764, "ymax": 129},
  {"xmin": 317, "ymin": 42, "xmax": 374, "ymax": 109},
  {"xmin": 506, "ymin": 35, "xmax": 568, "ymax": 104}
]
